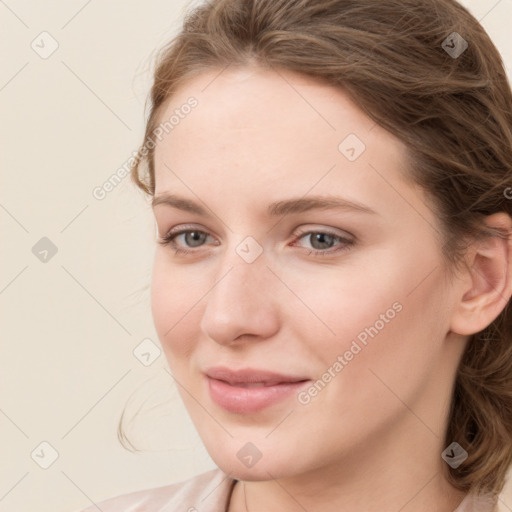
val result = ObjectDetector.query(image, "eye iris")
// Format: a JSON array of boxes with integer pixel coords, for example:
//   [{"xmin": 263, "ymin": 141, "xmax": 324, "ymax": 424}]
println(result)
[
  {"xmin": 185, "ymin": 231, "xmax": 206, "ymax": 247},
  {"xmin": 310, "ymin": 233, "xmax": 334, "ymax": 250}
]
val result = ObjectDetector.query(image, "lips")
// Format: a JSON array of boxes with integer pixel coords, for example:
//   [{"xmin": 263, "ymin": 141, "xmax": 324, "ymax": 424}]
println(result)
[{"xmin": 205, "ymin": 366, "xmax": 310, "ymax": 413}]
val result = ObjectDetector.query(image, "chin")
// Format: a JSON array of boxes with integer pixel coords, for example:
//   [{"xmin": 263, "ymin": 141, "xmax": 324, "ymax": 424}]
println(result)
[
  {"xmin": 205, "ymin": 441, "xmax": 303, "ymax": 481},
  {"xmin": 215, "ymin": 458, "xmax": 289, "ymax": 481}
]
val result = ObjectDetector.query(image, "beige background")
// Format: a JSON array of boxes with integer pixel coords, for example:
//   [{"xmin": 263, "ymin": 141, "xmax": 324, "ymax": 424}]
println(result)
[{"xmin": 1, "ymin": 1, "xmax": 511, "ymax": 511}]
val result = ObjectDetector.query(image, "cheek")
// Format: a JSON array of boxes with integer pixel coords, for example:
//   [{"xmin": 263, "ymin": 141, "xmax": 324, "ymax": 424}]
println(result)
[
  {"xmin": 342, "ymin": 279, "xmax": 448, "ymax": 418},
  {"xmin": 277, "ymin": 256, "xmax": 406, "ymax": 362},
  {"xmin": 150, "ymin": 254, "xmax": 202, "ymax": 363},
  {"xmin": 286, "ymin": 247, "xmax": 449, "ymax": 388}
]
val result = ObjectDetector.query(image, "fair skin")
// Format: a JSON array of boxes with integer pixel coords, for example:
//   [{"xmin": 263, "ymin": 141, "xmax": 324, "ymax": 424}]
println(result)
[{"xmin": 150, "ymin": 65, "xmax": 512, "ymax": 512}]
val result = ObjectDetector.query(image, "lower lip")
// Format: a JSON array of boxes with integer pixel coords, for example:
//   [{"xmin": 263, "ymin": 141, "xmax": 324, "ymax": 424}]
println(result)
[{"xmin": 207, "ymin": 377, "xmax": 310, "ymax": 414}]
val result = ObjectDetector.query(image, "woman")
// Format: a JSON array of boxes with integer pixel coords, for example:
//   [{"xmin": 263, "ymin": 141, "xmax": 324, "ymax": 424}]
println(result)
[{"xmin": 80, "ymin": 0, "xmax": 512, "ymax": 510}]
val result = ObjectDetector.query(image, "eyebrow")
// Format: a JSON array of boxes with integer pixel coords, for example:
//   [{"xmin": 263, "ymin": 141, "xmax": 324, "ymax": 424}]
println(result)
[{"xmin": 152, "ymin": 193, "xmax": 377, "ymax": 217}]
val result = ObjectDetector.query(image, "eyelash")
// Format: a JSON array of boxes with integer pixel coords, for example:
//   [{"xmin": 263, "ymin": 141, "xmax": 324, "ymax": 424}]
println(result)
[{"xmin": 157, "ymin": 226, "xmax": 355, "ymax": 257}]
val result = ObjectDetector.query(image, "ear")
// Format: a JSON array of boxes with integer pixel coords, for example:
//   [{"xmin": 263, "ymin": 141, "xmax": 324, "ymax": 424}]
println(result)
[{"xmin": 450, "ymin": 212, "xmax": 512, "ymax": 336}]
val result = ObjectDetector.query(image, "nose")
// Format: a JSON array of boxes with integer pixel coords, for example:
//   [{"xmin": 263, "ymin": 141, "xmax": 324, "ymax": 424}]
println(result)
[{"xmin": 199, "ymin": 247, "xmax": 280, "ymax": 346}]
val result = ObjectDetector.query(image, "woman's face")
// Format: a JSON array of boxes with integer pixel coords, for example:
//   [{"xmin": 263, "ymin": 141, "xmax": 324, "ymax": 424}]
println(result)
[{"xmin": 151, "ymin": 66, "xmax": 467, "ymax": 481}]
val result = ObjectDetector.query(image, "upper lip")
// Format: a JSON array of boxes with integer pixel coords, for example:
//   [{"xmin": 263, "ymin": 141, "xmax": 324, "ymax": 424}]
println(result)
[{"xmin": 205, "ymin": 366, "xmax": 309, "ymax": 386}]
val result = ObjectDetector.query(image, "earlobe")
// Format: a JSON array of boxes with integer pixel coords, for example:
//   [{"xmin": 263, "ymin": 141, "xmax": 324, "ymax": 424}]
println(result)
[{"xmin": 450, "ymin": 212, "xmax": 512, "ymax": 336}]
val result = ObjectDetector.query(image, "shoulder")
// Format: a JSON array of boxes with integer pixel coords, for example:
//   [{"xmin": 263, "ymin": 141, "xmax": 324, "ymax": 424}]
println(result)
[{"xmin": 76, "ymin": 468, "xmax": 236, "ymax": 512}]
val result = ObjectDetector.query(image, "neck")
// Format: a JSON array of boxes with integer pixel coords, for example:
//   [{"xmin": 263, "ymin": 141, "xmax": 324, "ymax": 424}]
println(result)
[
  {"xmin": 227, "ymin": 420, "xmax": 468, "ymax": 512},
  {"xmin": 229, "ymin": 466, "xmax": 467, "ymax": 512}
]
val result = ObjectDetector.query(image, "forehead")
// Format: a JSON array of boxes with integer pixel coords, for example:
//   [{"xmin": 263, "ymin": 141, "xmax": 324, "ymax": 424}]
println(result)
[
  {"xmin": 155, "ymin": 65, "xmax": 378, "ymax": 155},
  {"xmin": 152, "ymin": 66, "xmax": 416, "ymax": 217}
]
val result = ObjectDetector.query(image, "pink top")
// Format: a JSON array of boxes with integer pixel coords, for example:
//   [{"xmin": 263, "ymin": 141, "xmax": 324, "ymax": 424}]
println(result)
[{"xmin": 77, "ymin": 468, "xmax": 500, "ymax": 511}]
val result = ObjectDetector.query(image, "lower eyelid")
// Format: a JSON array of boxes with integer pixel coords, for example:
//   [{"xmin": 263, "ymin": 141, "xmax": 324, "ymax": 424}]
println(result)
[{"xmin": 293, "ymin": 240, "xmax": 353, "ymax": 256}]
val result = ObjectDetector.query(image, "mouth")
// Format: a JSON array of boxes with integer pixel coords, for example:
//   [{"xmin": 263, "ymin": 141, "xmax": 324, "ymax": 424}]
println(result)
[{"xmin": 205, "ymin": 366, "xmax": 310, "ymax": 413}]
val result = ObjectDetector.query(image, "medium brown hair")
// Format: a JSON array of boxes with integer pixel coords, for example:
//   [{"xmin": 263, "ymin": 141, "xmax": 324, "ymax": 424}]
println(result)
[{"xmin": 128, "ymin": 0, "xmax": 512, "ymax": 497}]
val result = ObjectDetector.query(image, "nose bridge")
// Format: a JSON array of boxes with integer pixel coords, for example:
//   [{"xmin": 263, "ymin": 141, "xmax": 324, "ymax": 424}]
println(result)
[
  {"xmin": 200, "ymin": 237, "xmax": 280, "ymax": 343},
  {"xmin": 212, "ymin": 234, "xmax": 271, "ymax": 302}
]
